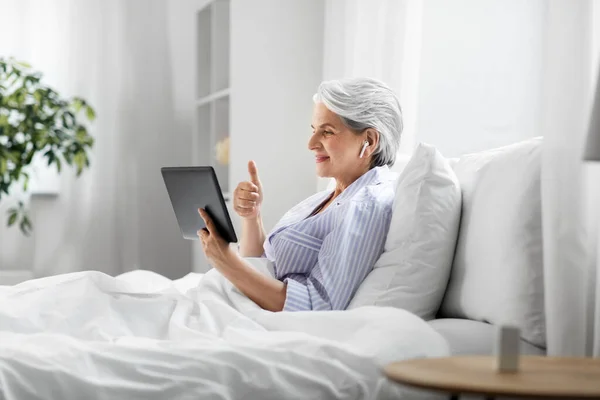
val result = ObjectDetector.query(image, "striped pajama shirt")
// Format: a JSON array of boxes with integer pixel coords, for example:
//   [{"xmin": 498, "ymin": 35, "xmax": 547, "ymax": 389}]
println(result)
[{"xmin": 263, "ymin": 166, "xmax": 396, "ymax": 311}]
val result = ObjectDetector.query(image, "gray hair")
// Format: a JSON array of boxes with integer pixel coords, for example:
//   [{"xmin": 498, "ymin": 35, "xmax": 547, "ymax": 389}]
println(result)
[{"xmin": 313, "ymin": 77, "xmax": 403, "ymax": 168}]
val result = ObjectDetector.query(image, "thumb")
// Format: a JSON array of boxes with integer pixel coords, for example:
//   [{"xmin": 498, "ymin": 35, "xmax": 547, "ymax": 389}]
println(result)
[{"xmin": 248, "ymin": 160, "xmax": 260, "ymax": 185}]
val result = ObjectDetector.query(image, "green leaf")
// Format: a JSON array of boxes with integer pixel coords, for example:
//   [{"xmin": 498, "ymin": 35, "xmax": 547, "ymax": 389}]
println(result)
[
  {"xmin": 76, "ymin": 127, "xmax": 87, "ymax": 141},
  {"xmin": 63, "ymin": 153, "xmax": 72, "ymax": 165},
  {"xmin": 20, "ymin": 215, "xmax": 32, "ymax": 236},
  {"xmin": 46, "ymin": 151, "xmax": 55, "ymax": 166},
  {"xmin": 72, "ymin": 98, "xmax": 84, "ymax": 113},
  {"xmin": 22, "ymin": 172, "xmax": 29, "ymax": 191},
  {"xmin": 62, "ymin": 111, "xmax": 75, "ymax": 129},
  {"xmin": 16, "ymin": 61, "xmax": 31, "ymax": 68},
  {"xmin": 85, "ymin": 106, "xmax": 96, "ymax": 121},
  {"xmin": 74, "ymin": 152, "xmax": 85, "ymax": 176},
  {"xmin": 74, "ymin": 152, "xmax": 84, "ymax": 166},
  {"xmin": 8, "ymin": 212, "xmax": 17, "ymax": 226}
]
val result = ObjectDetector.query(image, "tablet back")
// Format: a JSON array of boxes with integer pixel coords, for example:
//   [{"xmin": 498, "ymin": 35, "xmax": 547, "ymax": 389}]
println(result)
[{"xmin": 161, "ymin": 166, "xmax": 237, "ymax": 243}]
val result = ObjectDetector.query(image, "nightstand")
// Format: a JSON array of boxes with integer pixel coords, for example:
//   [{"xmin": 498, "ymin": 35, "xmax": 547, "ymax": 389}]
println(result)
[{"xmin": 384, "ymin": 355, "xmax": 600, "ymax": 399}]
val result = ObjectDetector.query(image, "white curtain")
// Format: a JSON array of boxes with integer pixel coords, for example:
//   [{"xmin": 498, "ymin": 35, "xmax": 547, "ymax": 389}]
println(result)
[
  {"xmin": 541, "ymin": 0, "xmax": 600, "ymax": 356},
  {"xmin": 318, "ymin": 0, "xmax": 422, "ymax": 190},
  {"xmin": 0, "ymin": 0, "xmax": 190, "ymax": 279}
]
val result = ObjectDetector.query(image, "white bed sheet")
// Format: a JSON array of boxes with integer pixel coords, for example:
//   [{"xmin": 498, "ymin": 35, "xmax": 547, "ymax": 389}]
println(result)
[{"xmin": 0, "ymin": 263, "xmax": 449, "ymax": 400}]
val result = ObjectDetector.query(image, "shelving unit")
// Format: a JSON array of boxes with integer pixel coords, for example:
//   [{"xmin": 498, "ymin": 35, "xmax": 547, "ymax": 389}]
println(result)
[
  {"xmin": 194, "ymin": 0, "xmax": 230, "ymax": 197},
  {"xmin": 192, "ymin": 0, "xmax": 233, "ymax": 273}
]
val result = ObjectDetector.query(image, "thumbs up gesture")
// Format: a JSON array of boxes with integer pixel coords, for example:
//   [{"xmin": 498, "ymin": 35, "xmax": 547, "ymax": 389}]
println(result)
[{"xmin": 233, "ymin": 160, "xmax": 264, "ymax": 220}]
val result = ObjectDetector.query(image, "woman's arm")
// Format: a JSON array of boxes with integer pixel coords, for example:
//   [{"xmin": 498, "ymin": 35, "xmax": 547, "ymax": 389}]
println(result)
[
  {"xmin": 239, "ymin": 214, "xmax": 267, "ymax": 257},
  {"xmin": 219, "ymin": 254, "xmax": 286, "ymax": 311},
  {"xmin": 198, "ymin": 208, "xmax": 285, "ymax": 311}
]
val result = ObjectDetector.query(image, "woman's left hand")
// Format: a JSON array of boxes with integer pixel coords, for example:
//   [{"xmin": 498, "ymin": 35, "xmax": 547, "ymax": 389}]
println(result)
[{"xmin": 197, "ymin": 208, "xmax": 236, "ymax": 269}]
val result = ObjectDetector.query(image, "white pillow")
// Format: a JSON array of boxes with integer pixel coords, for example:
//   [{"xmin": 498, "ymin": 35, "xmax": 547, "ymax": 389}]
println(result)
[
  {"xmin": 438, "ymin": 137, "xmax": 545, "ymax": 348},
  {"xmin": 348, "ymin": 143, "xmax": 462, "ymax": 320}
]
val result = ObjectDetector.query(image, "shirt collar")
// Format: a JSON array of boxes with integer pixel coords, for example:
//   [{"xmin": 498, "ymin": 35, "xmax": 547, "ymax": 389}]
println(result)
[{"xmin": 333, "ymin": 165, "xmax": 395, "ymax": 203}]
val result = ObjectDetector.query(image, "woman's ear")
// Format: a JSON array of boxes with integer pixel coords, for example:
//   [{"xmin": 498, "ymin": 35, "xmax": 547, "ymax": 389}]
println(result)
[{"xmin": 365, "ymin": 128, "xmax": 380, "ymax": 156}]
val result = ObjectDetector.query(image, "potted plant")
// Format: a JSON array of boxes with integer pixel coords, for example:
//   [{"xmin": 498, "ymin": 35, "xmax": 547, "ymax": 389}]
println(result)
[{"xmin": 0, "ymin": 57, "xmax": 95, "ymax": 235}]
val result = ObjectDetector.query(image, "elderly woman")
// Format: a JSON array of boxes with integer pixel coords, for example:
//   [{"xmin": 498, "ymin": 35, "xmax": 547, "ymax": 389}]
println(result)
[{"xmin": 197, "ymin": 77, "xmax": 402, "ymax": 312}]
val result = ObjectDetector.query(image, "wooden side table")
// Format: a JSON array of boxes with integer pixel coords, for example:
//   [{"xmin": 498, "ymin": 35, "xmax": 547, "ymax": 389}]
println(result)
[{"xmin": 384, "ymin": 356, "xmax": 600, "ymax": 399}]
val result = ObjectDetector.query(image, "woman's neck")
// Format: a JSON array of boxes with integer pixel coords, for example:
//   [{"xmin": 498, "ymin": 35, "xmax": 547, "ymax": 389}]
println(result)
[{"xmin": 333, "ymin": 166, "xmax": 372, "ymax": 197}]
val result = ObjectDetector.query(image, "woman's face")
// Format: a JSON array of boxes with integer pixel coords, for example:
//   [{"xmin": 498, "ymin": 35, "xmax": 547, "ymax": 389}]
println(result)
[{"xmin": 309, "ymin": 102, "xmax": 371, "ymax": 182}]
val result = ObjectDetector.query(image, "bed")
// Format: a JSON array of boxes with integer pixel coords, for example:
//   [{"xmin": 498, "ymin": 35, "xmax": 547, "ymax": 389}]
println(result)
[{"xmin": 0, "ymin": 138, "xmax": 548, "ymax": 399}]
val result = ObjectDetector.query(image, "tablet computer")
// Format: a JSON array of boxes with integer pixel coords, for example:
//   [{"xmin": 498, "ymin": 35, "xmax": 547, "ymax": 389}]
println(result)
[{"xmin": 161, "ymin": 166, "xmax": 238, "ymax": 243}]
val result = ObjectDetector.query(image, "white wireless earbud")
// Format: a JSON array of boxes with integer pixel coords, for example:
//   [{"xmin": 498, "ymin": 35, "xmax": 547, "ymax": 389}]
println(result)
[{"xmin": 359, "ymin": 140, "xmax": 369, "ymax": 158}]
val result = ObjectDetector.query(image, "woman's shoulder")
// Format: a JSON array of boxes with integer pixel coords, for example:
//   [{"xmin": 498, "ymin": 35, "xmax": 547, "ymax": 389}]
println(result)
[
  {"xmin": 350, "ymin": 178, "xmax": 396, "ymax": 214},
  {"xmin": 343, "ymin": 167, "xmax": 397, "ymax": 217}
]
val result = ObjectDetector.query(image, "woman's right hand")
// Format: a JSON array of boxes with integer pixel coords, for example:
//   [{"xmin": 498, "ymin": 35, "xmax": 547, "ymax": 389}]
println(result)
[{"xmin": 233, "ymin": 160, "xmax": 263, "ymax": 220}]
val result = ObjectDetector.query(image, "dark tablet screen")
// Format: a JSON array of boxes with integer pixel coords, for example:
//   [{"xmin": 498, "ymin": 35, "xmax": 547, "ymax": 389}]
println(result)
[{"xmin": 161, "ymin": 166, "xmax": 237, "ymax": 243}]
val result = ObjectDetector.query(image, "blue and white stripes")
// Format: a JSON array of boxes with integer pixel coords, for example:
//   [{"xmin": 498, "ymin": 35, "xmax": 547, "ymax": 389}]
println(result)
[{"xmin": 263, "ymin": 166, "xmax": 396, "ymax": 311}]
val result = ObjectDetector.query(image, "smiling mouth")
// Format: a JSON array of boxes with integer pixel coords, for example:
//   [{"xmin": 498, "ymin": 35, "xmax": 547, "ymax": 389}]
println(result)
[{"xmin": 315, "ymin": 156, "xmax": 330, "ymax": 163}]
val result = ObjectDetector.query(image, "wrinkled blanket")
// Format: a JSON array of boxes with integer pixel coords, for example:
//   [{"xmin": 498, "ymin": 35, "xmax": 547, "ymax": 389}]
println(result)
[{"xmin": 0, "ymin": 263, "xmax": 448, "ymax": 399}]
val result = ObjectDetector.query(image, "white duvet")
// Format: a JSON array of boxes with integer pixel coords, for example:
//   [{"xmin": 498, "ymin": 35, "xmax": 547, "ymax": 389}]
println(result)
[{"xmin": 0, "ymin": 262, "xmax": 449, "ymax": 400}]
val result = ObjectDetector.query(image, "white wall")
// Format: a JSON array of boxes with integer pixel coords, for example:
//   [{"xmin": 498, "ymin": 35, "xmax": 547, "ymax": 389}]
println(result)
[
  {"xmin": 416, "ymin": 0, "xmax": 545, "ymax": 157},
  {"xmin": 229, "ymin": 0, "xmax": 324, "ymax": 234}
]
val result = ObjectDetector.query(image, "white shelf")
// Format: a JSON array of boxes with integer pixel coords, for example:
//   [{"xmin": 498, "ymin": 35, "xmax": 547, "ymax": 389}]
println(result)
[
  {"xmin": 193, "ymin": 102, "xmax": 211, "ymax": 167},
  {"xmin": 194, "ymin": 0, "xmax": 230, "ymax": 191},
  {"xmin": 193, "ymin": 0, "xmax": 231, "ymax": 274},
  {"xmin": 211, "ymin": 0, "xmax": 230, "ymax": 92},
  {"xmin": 195, "ymin": 88, "xmax": 230, "ymax": 107},
  {"xmin": 195, "ymin": 6, "xmax": 212, "ymax": 99},
  {"xmin": 212, "ymin": 95, "xmax": 229, "ymax": 193}
]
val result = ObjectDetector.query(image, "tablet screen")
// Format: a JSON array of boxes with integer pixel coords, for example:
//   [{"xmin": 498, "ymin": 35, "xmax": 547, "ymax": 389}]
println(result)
[{"xmin": 161, "ymin": 166, "xmax": 237, "ymax": 243}]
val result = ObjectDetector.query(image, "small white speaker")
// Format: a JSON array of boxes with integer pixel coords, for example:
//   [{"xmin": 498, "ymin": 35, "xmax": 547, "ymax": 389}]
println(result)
[{"xmin": 494, "ymin": 325, "xmax": 521, "ymax": 373}]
